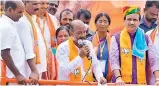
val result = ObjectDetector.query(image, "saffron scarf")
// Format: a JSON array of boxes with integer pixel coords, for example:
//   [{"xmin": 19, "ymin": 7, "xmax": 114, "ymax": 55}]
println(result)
[
  {"xmin": 36, "ymin": 12, "xmax": 56, "ymax": 48},
  {"xmin": 45, "ymin": 12, "xmax": 56, "ymax": 47},
  {"xmin": 150, "ymin": 28, "xmax": 158, "ymax": 43},
  {"xmin": 120, "ymin": 28, "xmax": 146, "ymax": 84},
  {"xmin": 24, "ymin": 11, "xmax": 41, "ymax": 64},
  {"xmin": 36, "ymin": 16, "xmax": 56, "ymax": 80},
  {"xmin": 91, "ymin": 32, "xmax": 112, "ymax": 82},
  {"xmin": 68, "ymin": 37, "xmax": 93, "ymax": 81}
]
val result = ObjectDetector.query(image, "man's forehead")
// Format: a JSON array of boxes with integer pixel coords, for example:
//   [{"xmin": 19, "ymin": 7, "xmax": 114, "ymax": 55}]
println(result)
[
  {"xmin": 49, "ymin": 0, "xmax": 58, "ymax": 5},
  {"xmin": 72, "ymin": 20, "xmax": 87, "ymax": 31},
  {"xmin": 23, "ymin": 0, "xmax": 39, "ymax": 3},
  {"xmin": 125, "ymin": 14, "xmax": 140, "ymax": 19},
  {"xmin": 62, "ymin": 12, "xmax": 73, "ymax": 18},
  {"xmin": 148, "ymin": 5, "xmax": 159, "ymax": 11},
  {"xmin": 75, "ymin": 27, "xmax": 87, "ymax": 32}
]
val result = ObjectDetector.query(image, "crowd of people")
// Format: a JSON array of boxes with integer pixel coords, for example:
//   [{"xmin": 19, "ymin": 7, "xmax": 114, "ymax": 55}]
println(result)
[{"xmin": 0, "ymin": 0, "xmax": 159, "ymax": 85}]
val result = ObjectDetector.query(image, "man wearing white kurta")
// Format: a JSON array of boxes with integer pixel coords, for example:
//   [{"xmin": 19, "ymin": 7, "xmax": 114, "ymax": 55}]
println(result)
[
  {"xmin": 35, "ymin": 13, "xmax": 58, "ymax": 49},
  {"xmin": 0, "ymin": 1, "xmax": 38, "ymax": 85},
  {"xmin": 56, "ymin": 20, "xmax": 107, "ymax": 84},
  {"xmin": 146, "ymin": 24, "xmax": 159, "ymax": 85},
  {"xmin": 15, "ymin": 1, "xmax": 47, "ymax": 78}
]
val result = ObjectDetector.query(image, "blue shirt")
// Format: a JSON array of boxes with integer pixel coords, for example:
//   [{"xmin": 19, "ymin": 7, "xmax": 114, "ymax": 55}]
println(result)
[
  {"xmin": 139, "ymin": 16, "xmax": 157, "ymax": 33},
  {"xmin": 97, "ymin": 39, "xmax": 109, "ymax": 78}
]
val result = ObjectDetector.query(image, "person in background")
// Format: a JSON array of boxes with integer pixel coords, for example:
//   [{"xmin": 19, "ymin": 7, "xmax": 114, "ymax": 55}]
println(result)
[
  {"xmin": 36, "ymin": 0, "xmax": 58, "ymax": 80},
  {"xmin": 52, "ymin": 26, "xmax": 70, "ymax": 55},
  {"xmin": 88, "ymin": 12, "xmax": 112, "ymax": 82},
  {"xmin": 51, "ymin": 26, "xmax": 70, "ymax": 80},
  {"xmin": 139, "ymin": 1, "xmax": 159, "ymax": 32},
  {"xmin": 48, "ymin": 0, "xmax": 59, "ymax": 16},
  {"xmin": 76, "ymin": 9, "xmax": 94, "ymax": 39},
  {"xmin": 47, "ymin": 0, "xmax": 59, "ymax": 29},
  {"xmin": 110, "ymin": 6, "xmax": 159, "ymax": 85},
  {"xmin": 59, "ymin": 9, "xmax": 74, "ymax": 28},
  {"xmin": 1, "ymin": 1, "xmax": 39, "ymax": 85}
]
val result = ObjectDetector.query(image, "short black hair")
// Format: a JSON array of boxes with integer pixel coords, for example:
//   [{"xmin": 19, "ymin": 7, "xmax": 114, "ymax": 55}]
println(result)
[
  {"xmin": 124, "ymin": 14, "xmax": 141, "ymax": 21},
  {"xmin": 95, "ymin": 12, "xmax": 111, "ymax": 25},
  {"xmin": 145, "ymin": 1, "xmax": 159, "ymax": 9},
  {"xmin": 5, "ymin": 1, "xmax": 17, "ymax": 11},
  {"xmin": 76, "ymin": 9, "xmax": 91, "ymax": 20},
  {"xmin": 56, "ymin": 25, "xmax": 70, "ymax": 38},
  {"xmin": 59, "ymin": 9, "xmax": 74, "ymax": 20}
]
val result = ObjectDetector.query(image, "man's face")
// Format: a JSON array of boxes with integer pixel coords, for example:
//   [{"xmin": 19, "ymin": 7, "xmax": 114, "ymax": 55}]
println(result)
[
  {"xmin": 38, "ymin": 1, "xmax": 49, "ymax": 14},
  {"xmin": 48, "ymin": 1, "xmax": 58, "ymax": 15},
  {"xmin": 79, "ymin": 14, "xmax": 91, "ymax": 25},
  {"xmin": 26, "ymin": 1, "xmax": 39, "ymax": 15},
  {"xmin": 124, "ymin": 14, "xmax": 140, "ymax": 33},
  {"xmin": 145, "ymin": 5, "xmax": 159, "ymax": 22},
  {"xmin": 72, "ymin": 23, "xmax": 86, "ymax": 42},
  {"xmin": 10, "ymin": 3, "xmax": 25, "ymax": 22},
  {"xmin": 60, "ymin": 11, "xmax": 73, "ymax": 26}
]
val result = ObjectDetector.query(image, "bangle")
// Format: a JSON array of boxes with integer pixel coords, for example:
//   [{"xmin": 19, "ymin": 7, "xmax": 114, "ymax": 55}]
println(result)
[{"xmin": 116, "ymin": 75, "xmax": 122, "ymax": 80}]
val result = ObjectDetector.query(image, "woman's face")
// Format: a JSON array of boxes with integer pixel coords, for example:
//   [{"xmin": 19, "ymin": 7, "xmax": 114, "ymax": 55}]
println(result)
[
  {"xmin": 57, "ymin": 29, "xmax": 69, "ymax": 45},
  {"xmin": 95, "ymin": 16, "xmax": 109, "ymax": 32}
]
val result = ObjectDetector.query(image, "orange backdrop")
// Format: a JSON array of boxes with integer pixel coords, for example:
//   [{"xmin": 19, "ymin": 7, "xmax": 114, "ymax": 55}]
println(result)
[{"xmin": 57, "ymin": 1, "xmax": 146, "ymax": 35}]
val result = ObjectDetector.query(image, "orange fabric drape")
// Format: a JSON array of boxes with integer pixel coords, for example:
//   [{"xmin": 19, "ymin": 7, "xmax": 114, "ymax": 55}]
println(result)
[
  {"xmin": 45, "ymin": 12, "xmax": 56, "ymax": 48},
  {"xmin": 69, "ymin": 37, "xmax": 93, "ymax": 82},
  {"xmin": 36, "ymin": 16, "xmax": 56, "ymax": 80}
]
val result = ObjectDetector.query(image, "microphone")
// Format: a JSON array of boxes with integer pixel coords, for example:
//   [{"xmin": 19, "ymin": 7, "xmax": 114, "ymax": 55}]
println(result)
[{"xmin": 78, "ymin": 39, "xmax": 92, "ymax": 60}]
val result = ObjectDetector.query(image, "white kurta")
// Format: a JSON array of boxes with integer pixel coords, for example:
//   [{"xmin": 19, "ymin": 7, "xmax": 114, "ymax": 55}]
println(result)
[
  {"xmin": 36, "ymin": 13, "xmax": 58, "ymax": 49},
  {"xmin": 0, "ymin": 15, "xmax": 31, "ymax": 78},
  {"xmin": 146, "ymin": 29, "xmax": 159, "ymax": 85},
  {"xmin": 56, "ymin": 39, "xmax": 103, "ymax": 81},
  {"xmin": 15, "ymin": 14, "xmax": 47, "ymax": 74}
]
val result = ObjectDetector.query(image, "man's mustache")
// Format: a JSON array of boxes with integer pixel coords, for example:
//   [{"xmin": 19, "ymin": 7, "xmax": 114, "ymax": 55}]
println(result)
[
  {"xmin": 49, "ymin": 8, "xmax": 56, "ymax": 12},
  {"xmin": 79, "ymin": 37, "xmax": 85, "ymax": 40},
  {"xmin": 65, "ymin": 23, "xmax": 70, "ymax": 26},
  {"xmin": 128, "ymin": 24, "xmax": 135, "ymax": 27},
  {"xmin": 34, "ymin": 8, "xmax": 39, "ymax": 11}
]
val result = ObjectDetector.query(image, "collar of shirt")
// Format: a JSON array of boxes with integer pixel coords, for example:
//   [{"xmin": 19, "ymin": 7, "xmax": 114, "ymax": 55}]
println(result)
[{"xmin": 2, "ymin": 15, "xmax": 15, "ymax": 25}]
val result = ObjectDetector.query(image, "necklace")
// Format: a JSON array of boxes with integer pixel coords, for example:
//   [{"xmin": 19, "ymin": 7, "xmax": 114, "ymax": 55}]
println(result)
[{"xmin": 99, "ymin": 41, "xmax": 106, "ymax": 60}]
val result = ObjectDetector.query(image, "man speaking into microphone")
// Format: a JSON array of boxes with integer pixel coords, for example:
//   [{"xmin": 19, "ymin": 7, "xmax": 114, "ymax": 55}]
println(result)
[{"xmin": 56, "ymin": 20, "xmax": 107, "ymax": 84}]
